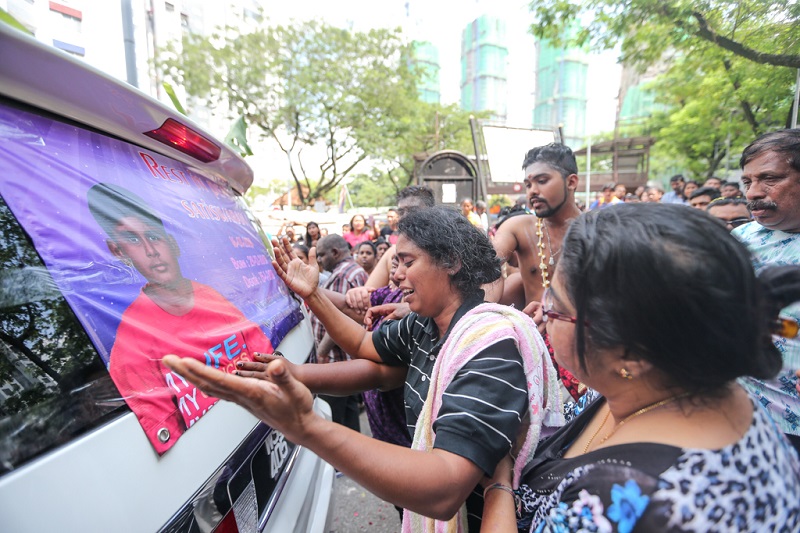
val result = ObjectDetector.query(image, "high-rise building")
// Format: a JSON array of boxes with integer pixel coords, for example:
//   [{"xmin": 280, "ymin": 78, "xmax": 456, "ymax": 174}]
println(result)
[
  {"xmin": 411, "ymin": 40, "xmax": 441, "ymax": 104},
  {"xmin": 532, "ymin": 34, "xmax": 588, "ymax": 149},
  {"xmin": 5, "ymin": 0, "xmax": 262, "ymax": 133},
  {"xmin": 460, "ymin": 15, "xmax": 508, "ymax": 123},
  {"xmin": 617, "ymin": 62, "xmax": 666, "ymax": 136}
]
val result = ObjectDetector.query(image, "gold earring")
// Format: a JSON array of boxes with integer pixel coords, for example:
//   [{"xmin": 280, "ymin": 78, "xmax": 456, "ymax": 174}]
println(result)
[
  {"xmin": 619, "ymin": 368, "xmax": 633, "ymax": 380},
  {"xmin": 122, "ymin": 258, "xmax": 133, "ymax": 267}
]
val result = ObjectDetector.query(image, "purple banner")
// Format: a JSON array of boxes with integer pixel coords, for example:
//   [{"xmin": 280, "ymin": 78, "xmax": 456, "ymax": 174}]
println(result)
[{"xmin": 0, "ymin": 103, "xmax": 302, "ymax": 453}]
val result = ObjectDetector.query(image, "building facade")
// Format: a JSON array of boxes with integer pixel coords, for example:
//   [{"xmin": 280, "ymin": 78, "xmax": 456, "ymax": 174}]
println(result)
[
  {"xmin": 460, "ymin": 15, "xmax": 508, "ymax": 123},
  {"xmin": 532, "ymin": 34, "xmax": 588, "ymax": 149}
]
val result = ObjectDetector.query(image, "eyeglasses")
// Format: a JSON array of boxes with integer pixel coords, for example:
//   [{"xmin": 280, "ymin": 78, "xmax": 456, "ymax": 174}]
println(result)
[
  {"xmin": 724, "ymin": 217, "xmax": 752, "ymax": 229},
  {"xmin": 541, "ymin": 288, "xmax": 587, "ymax": 326}
]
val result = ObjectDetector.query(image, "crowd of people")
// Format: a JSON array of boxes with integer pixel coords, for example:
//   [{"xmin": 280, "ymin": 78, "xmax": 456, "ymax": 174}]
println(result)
[{"xmin": 164, "ymin": 128, "xmax": 800, "ymax": 532}]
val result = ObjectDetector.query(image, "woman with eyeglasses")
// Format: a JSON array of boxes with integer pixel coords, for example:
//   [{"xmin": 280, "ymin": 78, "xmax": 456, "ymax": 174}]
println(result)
[{"xmin": 482, "ymin": 203, "xmax": 800, "ymax": 532}]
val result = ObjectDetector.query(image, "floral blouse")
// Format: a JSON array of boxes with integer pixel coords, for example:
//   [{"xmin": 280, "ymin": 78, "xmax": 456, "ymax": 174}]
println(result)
[{"xmin": 516, "ymin": 394, "xmax": 800, "ymax": 532}]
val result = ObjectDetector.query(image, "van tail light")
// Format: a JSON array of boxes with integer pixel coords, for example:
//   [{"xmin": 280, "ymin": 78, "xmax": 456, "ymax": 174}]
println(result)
[{"xmin": 144, "ymin": 118, "xmax": 221, "ymax": 163}]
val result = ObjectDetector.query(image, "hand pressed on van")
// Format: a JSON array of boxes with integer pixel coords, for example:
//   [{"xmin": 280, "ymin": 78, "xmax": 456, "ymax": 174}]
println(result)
[
  {"xmin": 163, "ymin": 355, "xmax": 317, "ymax": 444},
  {"xmin": 161, "ymin": 353, "xmax": 480, "ymax": 522},
  {"xmin": 271, "ymin": 237, "xmax": 320, "ymax": 299}
]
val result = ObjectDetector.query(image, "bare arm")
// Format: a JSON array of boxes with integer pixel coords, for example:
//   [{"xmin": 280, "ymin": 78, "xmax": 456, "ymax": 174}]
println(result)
[
  {"xmin": 345, "ymin": 245, "xmax": 394, "ymax": 311},
  {"xmin": 238, "ymin": 354, "xmax": 406, "ymax": 395},
  {"xmin": 479, "ymin": 455, "xmax": 517, "ymax": 532},
  {"xmin": 485, "ymin": 221, "xmax": 521, "ymax": 303},
  {"xmin": 319, "ymin": 287, "xmax": 366, "ymax": 323},
  {"xmin": 271, "ymin": 238, "xmax": 381, "ymax": 362},
  {"xmin": 164, "ymin": 356, "xmax": 483, "ymax": 520}
]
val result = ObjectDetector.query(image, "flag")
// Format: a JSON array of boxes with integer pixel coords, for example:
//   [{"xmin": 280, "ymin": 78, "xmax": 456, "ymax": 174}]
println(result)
[{"xmin": 338, "ymin": 184, "xmax": 347, "ymax": 214}]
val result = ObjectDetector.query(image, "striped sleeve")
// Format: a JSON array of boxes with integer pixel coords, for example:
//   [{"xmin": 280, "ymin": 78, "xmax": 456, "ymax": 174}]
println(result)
[
  {"xmin": 432, "ymin": 338, "xmax": 527, "ymax": 476},
  {"xmin": 371, "ymin": 313, "xmax": 417, "ymax": 366}
]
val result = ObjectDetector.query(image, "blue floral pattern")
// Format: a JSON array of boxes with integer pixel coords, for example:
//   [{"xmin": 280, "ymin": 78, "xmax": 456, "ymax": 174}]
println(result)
[
  {"xmin": 516, "ymin": 396, "xmax": 800, "ymax": 532},
  {"xmin": 606, "ymin": 481, "xmax": 648, "ymax": 533}
]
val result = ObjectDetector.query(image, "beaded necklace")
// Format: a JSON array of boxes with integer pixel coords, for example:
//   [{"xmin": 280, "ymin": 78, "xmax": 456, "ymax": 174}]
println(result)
[{"xmin": 535, "ymin": 217, "xmax": 560, "ymax": 288}]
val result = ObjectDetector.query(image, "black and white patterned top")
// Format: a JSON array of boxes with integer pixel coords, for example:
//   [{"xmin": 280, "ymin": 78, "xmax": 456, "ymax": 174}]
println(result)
[
  {"xmin": 516, "ymin": 394, "xmax": 800, "ymax": 532},
  {"xmin": 372, "ymin": 296, "xmax": 528, "ymax": 531}
]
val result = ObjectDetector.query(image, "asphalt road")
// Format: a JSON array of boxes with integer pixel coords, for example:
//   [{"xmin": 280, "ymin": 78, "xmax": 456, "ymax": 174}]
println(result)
[{"xmin": 326, "ymin": 410, "xmax": 403, "ymax": 533}]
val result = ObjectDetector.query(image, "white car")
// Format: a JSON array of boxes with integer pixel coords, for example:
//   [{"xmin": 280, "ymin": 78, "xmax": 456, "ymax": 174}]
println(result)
[{"xmin": 0, "ymin": 23, "xmax": 333, "ymax": 533}]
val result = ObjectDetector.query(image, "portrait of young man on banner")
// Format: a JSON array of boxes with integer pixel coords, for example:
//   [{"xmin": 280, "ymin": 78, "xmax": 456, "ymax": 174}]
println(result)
[{"xmin": 0, "ymin": 104, "xmax": 302, "ymax": 454}]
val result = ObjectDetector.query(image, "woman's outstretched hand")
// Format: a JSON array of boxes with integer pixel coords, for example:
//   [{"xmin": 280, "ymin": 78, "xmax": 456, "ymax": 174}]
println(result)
[
  {"xmin": 235, "ymin": 352, "xmax": 296, "ymax": 380},
  {"xmin": 162, "ymin": 354, "xmax": 318, "ymax": 444},
  {"xmin": 271, "ymin": 236, "xmax": 320, "ymax": 299}
]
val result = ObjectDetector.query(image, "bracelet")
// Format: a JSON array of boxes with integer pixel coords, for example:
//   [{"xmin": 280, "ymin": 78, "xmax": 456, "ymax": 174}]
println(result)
[{"xmin": 483, "ymin": 483, "xmax": 522, "ymax": 514}]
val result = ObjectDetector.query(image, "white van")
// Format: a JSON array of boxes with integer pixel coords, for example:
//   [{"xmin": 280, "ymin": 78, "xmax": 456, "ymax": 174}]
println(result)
[{"xmin": 0, "ymin": 23, "xmax": 333, "ymax": 532}]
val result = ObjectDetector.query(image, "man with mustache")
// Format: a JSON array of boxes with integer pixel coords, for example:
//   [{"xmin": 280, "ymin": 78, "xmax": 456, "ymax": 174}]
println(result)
[{"xmin": 733, "ymin": 128, "xmax": 800, "ymax": 451}]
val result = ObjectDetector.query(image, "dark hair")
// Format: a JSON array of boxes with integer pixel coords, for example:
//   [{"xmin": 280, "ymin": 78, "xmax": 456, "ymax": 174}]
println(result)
[
  {"xmin": 706, "ymin": 197, "xmax": 749, "ymax": 210},
  {"xmin": 685, "ymin": 180, "xmax": 700, "ymax": 187},
  {"xmin": 558, "ymin": 203, "xmax": 784, "ymax": 396},
  {"xmin": 521, "ymin": 143, "xmax": 578, "ymax": 178},
  {"xmin": 374, "ymin": 237, "xmax": 389, "ymax": 248},
  {"xmin": 397, "ymin": 185, "xmax": 435, "ymax": 208},
  {"xmin": 356, "ymin": 240, "xmax": 377, "ymax": 254},
  {"xmin": 558, "ymin": 204, "xmax": 788, "ymax": 394},
  {"xmin": 740, "ymin": 129, "xmax": 800, "ymax": 172},
  {"xmin": 398, "ymin": 206, "xmax": 501, "ymax": 298},
  {"xmin": 87, "ymin": 182, "xmax": 164, "ymax": 236},
  {"xmin": 292, "ymin": 243, "xmax": 310, "ymax": 257},
  {"xmin": 669, "ymin": 174, "xmax": 685, "ymax": 183},
  {"xmin": 318, "ymin": 234, "xmax": 350, "ymax": 254},
  {"xmin": 349, "ymin": 214, "xmax": 368, "ymax": 235},
  {"xmin": 689, "ymin": 186, "xmax": 721, "ymax": 201},
  {"xmin": 304, "ymin": 221, "xmax": 320, "ymax": 245}
]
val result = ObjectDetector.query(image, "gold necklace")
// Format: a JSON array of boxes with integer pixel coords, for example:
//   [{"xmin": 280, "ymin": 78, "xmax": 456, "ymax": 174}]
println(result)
[
  {"xmin": 582, "ymin": 394, "xmax": 688, "ymax": 454},
  {"xmin": 535, "ymin": 217, "xmax": 550, "ymax": 288}
]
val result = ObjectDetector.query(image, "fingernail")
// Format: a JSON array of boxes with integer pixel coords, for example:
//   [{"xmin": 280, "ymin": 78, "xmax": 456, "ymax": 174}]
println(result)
[
  {"xmin": 234, "ymin": 371, "xmax": 240, "ymax": 376},
  {"xmin": 237, "ymin": 362, "xmax": 243, "ymax": 368}
]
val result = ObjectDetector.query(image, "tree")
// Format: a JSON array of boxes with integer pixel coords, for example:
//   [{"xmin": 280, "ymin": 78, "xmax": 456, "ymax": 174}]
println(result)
[
  {"xmin": 648, "ymin": 46, "xmax": 794, "ymax": 179},
  {"xmin": 529, "ymin": 0, "xmax": 799, "ymax": 178},
  {"xmin": 160, "ymin": 18, "xmax": 422, "ymax": 207},
  {"xmin": 529, "ymin": 0, "xmax": 800, "ymax": 69},
  {"xmin": 351, "ymin": 102, "xmax": 487, "ymax": 202}
]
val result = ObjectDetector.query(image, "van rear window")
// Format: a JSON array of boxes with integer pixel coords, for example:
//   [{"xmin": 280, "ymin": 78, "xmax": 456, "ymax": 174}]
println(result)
[{"xmin": 0, "ymin": 195, "xmax": 127, "ymax": 473}]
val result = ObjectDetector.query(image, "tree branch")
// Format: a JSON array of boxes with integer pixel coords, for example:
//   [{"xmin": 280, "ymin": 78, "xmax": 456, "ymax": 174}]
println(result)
[
  {"xmin": 692, "ymin": 11, "xmax": 800, "ymax": 69},
  {"xmin": 721, "ymin": 58, "xmax": 761, "ymax": 136}
]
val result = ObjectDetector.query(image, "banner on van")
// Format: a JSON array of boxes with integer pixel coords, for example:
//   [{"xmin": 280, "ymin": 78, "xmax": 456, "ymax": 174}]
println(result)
[{"xmin": 0, "ymin": 104, "xmax": 303, "ymax": 454}]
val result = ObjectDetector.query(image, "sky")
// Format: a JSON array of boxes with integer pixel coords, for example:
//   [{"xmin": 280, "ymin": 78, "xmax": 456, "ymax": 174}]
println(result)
[{"xmin": 264, "ymin": 0, "xmax": 622, "ymax": 136}]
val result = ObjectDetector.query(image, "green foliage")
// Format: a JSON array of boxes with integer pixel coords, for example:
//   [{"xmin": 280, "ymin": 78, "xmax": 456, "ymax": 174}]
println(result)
[
  {"xmin": 160, "ymin": 16, "xmax": 426, "ymax": 207},
  {"xmin": 162, "ymin": 82, "xmax": 187, "ymax": 116},
  {"xmin": 529, "ymin": 0, "xmax": 800, "ymax": 69},
  {"xmin": 346, "ymin": 170, "xmax": 398, "ymax": 208},
  {"xmin": 224, "ymin": 115, "xmax": 254, "ymax": 158},
  {"xmin": 529, "ymin": 0, "xmax": 800, "ymax": 178}
]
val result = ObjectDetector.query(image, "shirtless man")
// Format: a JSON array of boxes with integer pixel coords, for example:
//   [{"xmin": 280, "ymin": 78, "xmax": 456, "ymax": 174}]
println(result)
[
  {"xmin": 489, "ymin": 144, "xmax": 586, "ymax": 401},
  {"xmin": 489, "ymin": 143, "xmax": 582, "ymax": 309}
]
